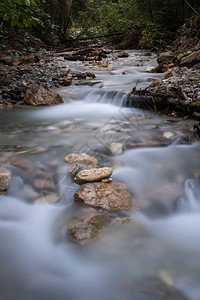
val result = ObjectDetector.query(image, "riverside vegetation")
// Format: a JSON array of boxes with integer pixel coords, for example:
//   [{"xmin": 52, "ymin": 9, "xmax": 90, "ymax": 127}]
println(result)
[{"xmin": 0, "ymin": 1, "xmax": 200, "ymax": 300}]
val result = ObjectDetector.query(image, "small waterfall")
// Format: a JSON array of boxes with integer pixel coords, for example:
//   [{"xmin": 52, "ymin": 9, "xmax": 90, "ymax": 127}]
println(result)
[
  {"xmin": 178, "ymin": 179, "xmax": 200, "ymax": 212},
  {"xmin": 84, "ymin": 89, "xmax": 128, "ymax": 106}
]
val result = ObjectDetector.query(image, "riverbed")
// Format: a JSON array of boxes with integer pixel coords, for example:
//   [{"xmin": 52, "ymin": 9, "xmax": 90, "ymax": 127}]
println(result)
[{"xmin": 0, "ymin": 50, "xmax": 200, "ymax": 300}]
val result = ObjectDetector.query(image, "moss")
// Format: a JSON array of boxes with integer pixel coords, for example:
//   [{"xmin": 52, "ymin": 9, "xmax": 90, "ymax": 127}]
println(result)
[{"xmin": 175, "ymin": 49, "xmax": 190, "ymax": 56}]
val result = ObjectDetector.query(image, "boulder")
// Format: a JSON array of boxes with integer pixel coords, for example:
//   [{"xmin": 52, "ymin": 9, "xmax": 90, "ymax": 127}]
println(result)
[
  {"xmin": 24, "ymin": 84, "xmax": 63, "ymax": 106},
  {"xmin": 156, "ymin": 51, "xmax": 175, "ymax": 72},
  {"xmin": 74, "ymin": 182, "xmax": 133, "ymax": 211},
  {"xmin": 74, "ymin": 167, "xmax": 113, "ymax": 184},
  {"xmin": 157, "ymin": 51, "xmax": 174, "ymax": 65},
  {"xmin": 180, "ymin": 50, "xmax": 200, "ymax": 67},
  {"xmin": 0, "ymin": 168, "xmax": 11, "ymax": 191},
  {"xmin": 68, "ymin": 212, "xmax": 112, "ymax": 245},
  {"xmin": 65, "ymin": 153, "xmax": 98, "ymax": 165}
]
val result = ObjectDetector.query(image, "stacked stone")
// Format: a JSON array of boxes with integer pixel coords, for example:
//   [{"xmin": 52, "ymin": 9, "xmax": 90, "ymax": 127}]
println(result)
[{"xmin": 65, "ymin": 153, "xmax": 137, "ymax": 245}]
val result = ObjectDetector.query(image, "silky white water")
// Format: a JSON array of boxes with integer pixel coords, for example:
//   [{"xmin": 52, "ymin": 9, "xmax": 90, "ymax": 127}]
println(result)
[{"xmin": 0, "ymin": 50, "xmax": 199, "ymax": 300}]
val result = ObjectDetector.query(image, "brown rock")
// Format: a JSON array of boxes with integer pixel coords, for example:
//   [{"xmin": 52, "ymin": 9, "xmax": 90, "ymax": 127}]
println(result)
[
  {"xmin": 110, "ymin": 216, "xmax": 132, "ymax": 226},
  {"xmin": 74, "ymin": 182, "xmax": 133, "ymax": 211},
  {"xmin": 34, "ymin": 179, "xmax": 55, "ymax": 191},
  {"xmin": 74, "ymin": 167, "xmax": 113, "ymax": 184},
  {"xmin": 117, "ymin": 52, "xmax": 129, "ymax": 58},
  {"xmin": 35, "ymin": 193, "xmax": 58, "ymax": 204},
  {"xmin": 156, "ymin": 51, "xmax": 175, "ymax": 73},
  {"xmin": 0, "ymin": 168, "xmax": 11, "ymax": 191},
  {"xmin": 67, "ymin": 163, "xmax": 99, "ymax": 176},
  {"xmin": 24, "ymin": 84, "xmax": 63, "ymax": 106},
  {"xmin": 65, "ymin": 153, "xmax": 98, "ymax": 165},
  {"xmin": 9, "ymin": 156, "xmax": 34, "ymax": 172},
  {"xmin": 68, "ymin": 212, "xmax": 112, "ymax": 245},
  {"xmin": 157, "ymin": 51, "xmax": 174, "ymax": 65}
]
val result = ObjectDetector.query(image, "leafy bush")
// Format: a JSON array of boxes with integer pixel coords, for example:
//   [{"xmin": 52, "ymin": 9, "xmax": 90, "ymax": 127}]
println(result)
[{"xmin": 139, "ymin": 23, "xmax": 170, "ymax": 49}]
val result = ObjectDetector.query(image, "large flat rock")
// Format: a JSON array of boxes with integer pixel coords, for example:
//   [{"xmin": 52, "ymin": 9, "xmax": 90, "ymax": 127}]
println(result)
[{"xmin": 74, "ymin": 182, "xmax": 133, "ymax": 210}]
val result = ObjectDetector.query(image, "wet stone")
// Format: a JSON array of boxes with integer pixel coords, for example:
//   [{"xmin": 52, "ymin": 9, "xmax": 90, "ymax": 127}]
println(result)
[
  {"xmin": 24, "ymin": 84, "xmax": 63, "ymax": 106},
  {"xmin": 65, "ymin": 153, "xmax": 98, "ymax": 165},
  {"xmin": 34, "ymin": 179, "xmax": 55, "ymax": 191},
  {"xmin": 74, "ymin": 182, "xmax": 134, "ymax": 211},
  {"xmin": 74, "ymin": 167, "xmax": 113, "ymax": 185},
  {"xmin": 68, "ymin": 212, "xmax": 112, "ymax": 245},
  {"xmin": 0, "ymin": 168, "xmax": 11, "ymax": 191}
]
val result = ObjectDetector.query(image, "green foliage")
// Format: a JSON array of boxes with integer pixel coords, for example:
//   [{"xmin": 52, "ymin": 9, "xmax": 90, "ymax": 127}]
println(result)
[
  {"xmin": 0, "ymin": 0, "xmax": 42, "ymax": 29},
  {"xmin": 139, "ymin": 23, "xmax": 170, "ymax": 48},
  {"xmin": 0, "ymin": 0, "xmax": 59, "ymax": 41}
]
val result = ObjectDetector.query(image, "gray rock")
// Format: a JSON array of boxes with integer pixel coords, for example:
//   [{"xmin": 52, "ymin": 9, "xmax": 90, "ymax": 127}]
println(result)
[{"xmin": 180, "ymin": 50, "xmax": 200, "ymax": 67}]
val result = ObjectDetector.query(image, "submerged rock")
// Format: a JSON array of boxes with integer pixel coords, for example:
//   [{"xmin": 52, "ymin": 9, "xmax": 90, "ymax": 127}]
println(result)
[
  {"xmin": 0, "ymin": 168, "xmax": 11, "ymax": 191},
  {"xmin": 74, "ymin": 167, "xmax": 113, "ymax": 184},
  {"xmin": 68, "ymin": 212, "xmax": 112, "ymax": 245},
  {"xmin": 24, "ymin": 84, "xmax": 63, "ymax": 106},
  {"xmin": 74, "ymin": 182, "xmax": 133, "ymax": 210},
  {"xmin": 110, "ymin": 143, "xmax": 123, "ymax": 155},
  {"xmin": 68, "ymin": 210, "xmax": 132, "ymax": 245},
  {"xmin": 65, "ymin": 153, "xmax": 98, "ymax": 165}
]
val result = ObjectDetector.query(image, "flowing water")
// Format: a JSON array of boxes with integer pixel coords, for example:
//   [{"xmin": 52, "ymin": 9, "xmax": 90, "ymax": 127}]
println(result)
[{"xmin": 0, "ymin": 50, "xmax": 200, "ymax": 300}]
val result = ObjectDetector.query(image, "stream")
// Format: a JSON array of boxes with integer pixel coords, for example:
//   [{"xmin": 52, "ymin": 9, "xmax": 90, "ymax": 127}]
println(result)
[{"xmin": 0, "ymin": 50, "xmax": 200, "ymax": 300}]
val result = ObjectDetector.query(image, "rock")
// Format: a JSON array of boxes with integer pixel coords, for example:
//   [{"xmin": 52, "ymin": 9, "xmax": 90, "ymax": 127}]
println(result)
[
  {"xmin": 0, "ymin": 168, "xmax": 11, "ymax": 191},
  {"xmin": 117, "ymin": 52, "xmax": 129, "ymax": 58},
  {"xmin": 180, "ymin": 50, "xmax": 200, "ymax": 67},
  {"xmin": 0, "ymin": 56, "xmax": 13, "ymax": 65},
  {"xmin": 24, "ymin": 84, "xmax": 63, "ymax": 106},
  {"xmin": 163, "ymin": 131, "xmax": 175, "ymax": 140},
  {"xmin": 67, "ymin": 163, "xmax": 83, "ymax": 176},
  {"xmin": 110, "ymin": 143, "xmax": 123, "ymax": 155},
  {"xmin": 74, "ymin": 182, "xmax": 133, "ymax": 211},
  {"xmin": 60, "ymin": 78, "xmax": 72, "ymax": 86},
  {"xmin": 156, "ymin": 51, "xmax": 175, "ymax": 72},
  {"xmin": 110, "ymin": 216, "xmax": 132, "ymax": 225},
  {"xmin": 130, "ymin": 278, "xmax": 188, "ymax": 300},
  {"xmin": 68, "ymin": 212, "xmax": 112, "ymax": 245},
  {"xmin": 177, "ymin": 50, "xmax": 192, "ymax": 62},
  {"xmin": 65, "ymin": 153, "xmax": 98, "ymax": 165},
  {"xmin": 101, "ymin": 178, "xmax": 112, "ymax": 183},
  {"xmin": 9, "ymin": 156, "xmax": 34, "ymax": 172},
  {"xmin": 74, "ymin": 167, "xmax": 113, "ymax": 184},
  {"xmin": 34, "ymin": 179, "xmax": 55, "ymax": 191},
  {"xmin": 164, "ymin": 71, "xmax": 173, "ymax": 79},
  {"xmin": 35, "ymin": 193, "xmax": 58, "ymax": 204},
  {"xmin": 157, "ymin": 51, "xmax": 174, "ymax": 65},
  {"xmin": 193, "ymin": 122, "xmax": 200, "ymax": 137}
]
